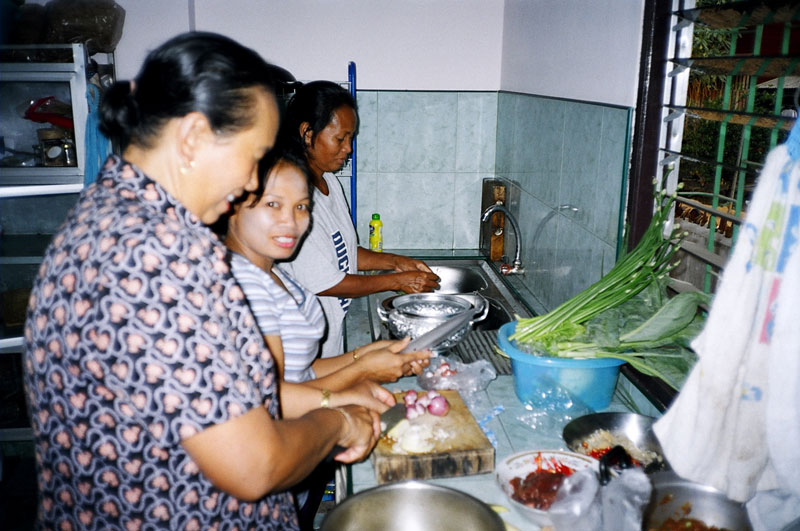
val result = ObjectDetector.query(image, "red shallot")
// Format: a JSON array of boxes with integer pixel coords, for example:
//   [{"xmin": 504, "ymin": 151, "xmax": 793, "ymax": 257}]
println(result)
[
  {"xmin": 416, "ymin": 394, "xmax": 431, "ymax": 408},
  {"xmin": 402, "ymin": 389, "xmax": 450, "ymax": 418},
  {"xmin": 427, "ymin": 395, "xmax": 450, "ymax": 416},
  {"xmin": 403, "ymin": 390, "xmax": 418, "ymax": 405}
]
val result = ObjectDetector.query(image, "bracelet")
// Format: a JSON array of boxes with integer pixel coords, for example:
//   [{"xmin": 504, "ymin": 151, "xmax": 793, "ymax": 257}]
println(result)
[
  {"xmin": 352, "ymin": 348, "xmax": 360, "ymax": 361},
  {"xmin": 320, "ymin": 388, "xmax": 332, "ymax": 408}
]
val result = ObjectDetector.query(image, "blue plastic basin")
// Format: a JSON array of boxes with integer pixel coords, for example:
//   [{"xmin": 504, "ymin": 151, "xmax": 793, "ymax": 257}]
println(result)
[{"xmin": 497, "ymin": 321, "xmax": 624, "ymax": 410}]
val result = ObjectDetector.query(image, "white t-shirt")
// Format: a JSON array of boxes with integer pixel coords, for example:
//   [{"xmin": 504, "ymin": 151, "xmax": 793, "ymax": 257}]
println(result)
[
  {"xmin": 231, "ymin": 253, "xmax": 325, "ymax": 383},
  {"xmin": 284, "ymin": 172, "xmax": 358, "ymax": 358}
]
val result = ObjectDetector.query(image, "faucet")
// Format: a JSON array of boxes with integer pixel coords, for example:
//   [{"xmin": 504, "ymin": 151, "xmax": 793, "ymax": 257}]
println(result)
[{"xmin": 481, "ymin": 202, "xmax": 524, "ymax": 275}]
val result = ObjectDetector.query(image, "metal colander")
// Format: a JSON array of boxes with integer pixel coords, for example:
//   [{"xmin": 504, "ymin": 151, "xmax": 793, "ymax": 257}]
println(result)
[{"xmin": 377, "ymin": 293, "xmax": 487, "ymax": 353}]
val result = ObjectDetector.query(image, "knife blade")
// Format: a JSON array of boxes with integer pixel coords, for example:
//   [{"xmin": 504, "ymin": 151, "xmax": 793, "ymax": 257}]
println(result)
[
  {"xmin": 379, "ymin": 402, "xmax": 408, "ymax": 436},
  {"xmin": 400, "ymin": 309, "xmax": 475, "ymax": 353}
]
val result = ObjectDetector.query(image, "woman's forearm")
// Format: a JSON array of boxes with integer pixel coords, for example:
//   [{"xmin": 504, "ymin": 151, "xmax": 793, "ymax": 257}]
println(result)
[
  {"xmin": 310, "ymin": 353, "xmax": 358, "ymax": 381},
  {"xmin": 357, "ymin": 246, "xmax": 400, "ymax": 271},
  {"xmin": 279, "ymin": 380, "xmax": 339, "ymax": 418},
  {"xmin": 182, "ymin": 406, "xmax": 345, "ymax": 501},
  {"xmin": 307, "ymin": 357, "xmax": 364, "ymax": 391},
  {"xmin": 317, "ymin": 271, "xmax": 400, "ymax": 298}
]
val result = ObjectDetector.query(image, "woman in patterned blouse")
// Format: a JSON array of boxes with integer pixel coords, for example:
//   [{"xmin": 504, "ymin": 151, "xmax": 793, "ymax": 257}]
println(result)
[{"xmin": 23, "ymin": 32, "xmax": 380, "ymax": 530}]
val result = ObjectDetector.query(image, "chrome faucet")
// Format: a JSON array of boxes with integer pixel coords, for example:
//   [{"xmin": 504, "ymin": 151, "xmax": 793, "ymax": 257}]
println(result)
[{"xmin": 481, "ymin": 202, "xmax": 524, "ymax": 275}]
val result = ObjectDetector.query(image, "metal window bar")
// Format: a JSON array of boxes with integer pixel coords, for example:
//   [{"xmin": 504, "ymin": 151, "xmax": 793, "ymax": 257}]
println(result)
[{"xmin": 659, "ymin": 0, "xmax": 799, "ymax": 293}]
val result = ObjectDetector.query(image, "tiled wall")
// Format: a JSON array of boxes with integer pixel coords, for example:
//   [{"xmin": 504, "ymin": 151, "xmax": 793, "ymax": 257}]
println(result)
[
  {"xmin": 340, "ymin": 91, "xmax": 498, "ymax": 250},
  {"xmin": 345, "ymin": 89, "xmax": 631, "ymax": 311},
  {"xmin": 495, "ymin": 92, "xmax": 631, "ymax": 311}
]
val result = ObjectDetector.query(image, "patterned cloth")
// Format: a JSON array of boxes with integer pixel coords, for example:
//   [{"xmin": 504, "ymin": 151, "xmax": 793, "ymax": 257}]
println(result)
[
  {"xmin": 23, "ymin": 155, "xmax": 299, "ymax": 530},
  {"xmin": 230, "ymin": 254, "xmax": 325, "ymax": 384}
]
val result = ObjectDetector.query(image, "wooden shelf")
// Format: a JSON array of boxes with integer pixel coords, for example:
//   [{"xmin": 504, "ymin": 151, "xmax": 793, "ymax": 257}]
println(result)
[
  {"xmin": 668, "ymin": 104, "xmax": 796, "ymax": 131},
  {"xmin": 673, "ymin": 55, "xmax": 800, "ymax": 78},
  {"xmin": 677, "ymin": 1, "xmax": 800, "ymax": 29}
]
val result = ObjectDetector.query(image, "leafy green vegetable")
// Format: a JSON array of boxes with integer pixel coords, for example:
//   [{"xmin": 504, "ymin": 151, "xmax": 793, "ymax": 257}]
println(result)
[
  {"xmin": 619, "ymin": 291, "xmax": 710, "ymax": 344},
  {"xmin": 511, "ymin": 192, "xmax": 686, "ymax": 346},
  {"xmin": 608, "ymin": 347, "xmax": 698, "ymax": 391},
  {"xmin": 501, "ymin": 187, "xmax": 709, "ymax": 392},
  {"xmin": 506, "ymin": 268, "xmax": 707, "ymax": 391}
]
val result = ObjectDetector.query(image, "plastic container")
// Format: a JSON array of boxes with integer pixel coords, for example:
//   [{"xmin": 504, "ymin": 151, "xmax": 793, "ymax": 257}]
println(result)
[
  {"xmin": 369, "ymin": 213, "xmax": 383, "ymax": 252},
  {"xmin": 497, "ymin": 321, "xmax": 624, "ymax": 410}
]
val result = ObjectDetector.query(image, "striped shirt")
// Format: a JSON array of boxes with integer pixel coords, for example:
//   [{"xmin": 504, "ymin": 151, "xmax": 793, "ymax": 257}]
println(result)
[{"xmin": 231, "ymin": 253, "xmax": 326, "ymax": 383}]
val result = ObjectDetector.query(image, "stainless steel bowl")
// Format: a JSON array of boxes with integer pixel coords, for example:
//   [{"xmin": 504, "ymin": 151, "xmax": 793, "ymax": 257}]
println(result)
[
  {"xmin": 378, "ymin": 293, "xmax": 488, "ymax": 353},
  {"xmin": 430, "ymin": 265, "xmax": 489, "ymax": 293},
  {"xmin": 320, "ymin": 481, "xmax": 505, "ymax": 531},
  {"xmin": 562, "ymin": 412, "xmax": 666, "ymax": 471},
  {"xmin": 643, "ymin": 471, "xmax": 752, "ymax": 530}
]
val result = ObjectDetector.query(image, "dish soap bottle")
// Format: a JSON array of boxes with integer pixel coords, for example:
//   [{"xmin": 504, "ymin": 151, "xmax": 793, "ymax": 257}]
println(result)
[{"xmin": 369, "ymin": 213, "xmax": 383, "ymax": 252}]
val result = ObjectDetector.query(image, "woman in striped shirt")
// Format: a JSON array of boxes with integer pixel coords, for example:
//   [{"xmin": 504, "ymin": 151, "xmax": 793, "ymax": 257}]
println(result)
[
  {"xmin": 224, "ymin": 146, "xmax": 431, "ymax": 397},
  {"xmin": 222, "ymin": 143, "xmax": 431, "ymax": 527}
]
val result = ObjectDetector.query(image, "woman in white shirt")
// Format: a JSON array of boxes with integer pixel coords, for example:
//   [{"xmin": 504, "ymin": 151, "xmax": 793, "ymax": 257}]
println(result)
[{"xmin": 281, "ymin": 81, "xmax": 441, "ymax": 358}]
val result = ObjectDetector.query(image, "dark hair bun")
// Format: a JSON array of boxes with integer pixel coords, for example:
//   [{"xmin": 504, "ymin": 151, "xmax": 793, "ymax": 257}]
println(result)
[
  {"xmin": 98, "ymin": 32, "xmax": 281, "ymax": 150},
  {"xmin": 98, "ymin": 81, "xmax": 139, "ymax": 146}
]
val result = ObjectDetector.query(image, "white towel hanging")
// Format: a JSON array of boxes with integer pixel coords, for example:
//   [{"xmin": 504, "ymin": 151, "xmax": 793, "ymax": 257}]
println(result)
[{"xmin": 653, "ymin": 118, "xmax": 800, "ymax": 529}]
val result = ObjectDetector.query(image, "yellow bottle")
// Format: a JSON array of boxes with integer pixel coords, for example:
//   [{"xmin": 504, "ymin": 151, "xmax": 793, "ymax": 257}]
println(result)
[{"xmin": 369, "ymin": 213, "xmax": 383, "ymax": 252}]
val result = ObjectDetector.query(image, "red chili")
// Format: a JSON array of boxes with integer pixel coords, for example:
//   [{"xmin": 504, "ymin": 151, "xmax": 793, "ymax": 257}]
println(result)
[{"xmin": 534, "ymin": 452, "xmax": 576, "ymax": 476}]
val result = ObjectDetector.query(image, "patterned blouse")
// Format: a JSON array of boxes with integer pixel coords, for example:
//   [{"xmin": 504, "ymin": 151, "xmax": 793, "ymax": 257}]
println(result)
[{"xmin": 23, "ymin": 156, "xmax": 299, "ymax": 530}]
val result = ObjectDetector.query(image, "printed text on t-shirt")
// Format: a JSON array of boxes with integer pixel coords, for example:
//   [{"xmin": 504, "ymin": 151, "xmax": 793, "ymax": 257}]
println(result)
[{"xmin": 331, "ymin": 230, "xmax": 352, "ymax": 311}]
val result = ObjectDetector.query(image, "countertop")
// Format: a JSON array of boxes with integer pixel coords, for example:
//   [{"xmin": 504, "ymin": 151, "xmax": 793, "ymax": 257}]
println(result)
[
  {"xmin": 339, "ymin": 252, "xmax": 650, "ymax": 530},
  {"xmin": 347, "ymin": 374, "xmax": 634, "ymax": 531}
]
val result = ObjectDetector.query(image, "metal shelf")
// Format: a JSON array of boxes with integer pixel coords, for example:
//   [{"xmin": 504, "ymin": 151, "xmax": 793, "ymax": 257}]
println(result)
[{"xmin": 0, "ymin": 44, "xmax": 112, "ymax": 446}]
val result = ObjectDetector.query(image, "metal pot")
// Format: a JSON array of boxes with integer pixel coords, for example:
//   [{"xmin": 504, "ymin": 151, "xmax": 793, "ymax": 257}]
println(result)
[
  {"xmin": 562, "ymin": 412, "xmax": 667, "ymax": 472},
  {"xmin": 321, "ymin": 481, "xmax": 505, "ymax": 531},
  {"xmin": 643, "ymin": 471, "xmax": 752, "ymax": 530},
  {"xmin": 378, "ymin": 293, "xmax": 488, "ymax": 353}
]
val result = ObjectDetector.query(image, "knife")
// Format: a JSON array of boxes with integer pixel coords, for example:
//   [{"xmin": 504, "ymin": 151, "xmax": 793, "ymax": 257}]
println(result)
[
  {"xmin": 400, "ymin": 309, "xmax": 475, "ymax": 353},
  {"xmin": 324, "ymin": 402, "xmax": 408, "ymax": 462},
  {"xmin": 379, "ymin": 402, "xmax": 408, "ymax": 437}
]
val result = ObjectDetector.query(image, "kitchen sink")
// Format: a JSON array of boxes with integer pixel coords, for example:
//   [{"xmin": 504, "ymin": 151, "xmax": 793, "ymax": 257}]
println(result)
[
  {"xmin": 428, "ymin": 265, "xmax": 489, "ymax": 293},
  {"xmin": 474, "ymin": 297, "xmax": 512, "ymax": 331},
  {"xmin": 368, "ymin": 259, "xmax": 531, "ymax": 342}
]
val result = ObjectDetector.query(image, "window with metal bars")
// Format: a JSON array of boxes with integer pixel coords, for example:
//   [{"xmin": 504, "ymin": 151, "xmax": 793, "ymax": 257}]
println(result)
[{"xmin": 630, "ymin": 0, "xmax": 799, "ymax": 294}]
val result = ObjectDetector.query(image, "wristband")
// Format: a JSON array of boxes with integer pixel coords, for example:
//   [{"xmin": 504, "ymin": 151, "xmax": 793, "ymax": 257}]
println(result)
[{"xmin": 320, "ymin": 388, "xmax": 331, "ymax": 408}]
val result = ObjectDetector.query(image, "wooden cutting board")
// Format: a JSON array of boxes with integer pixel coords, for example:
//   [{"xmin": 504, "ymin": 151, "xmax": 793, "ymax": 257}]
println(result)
[{"xmin": 371, "ymin": 389, "xmax": 495, "ymax": 484}]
